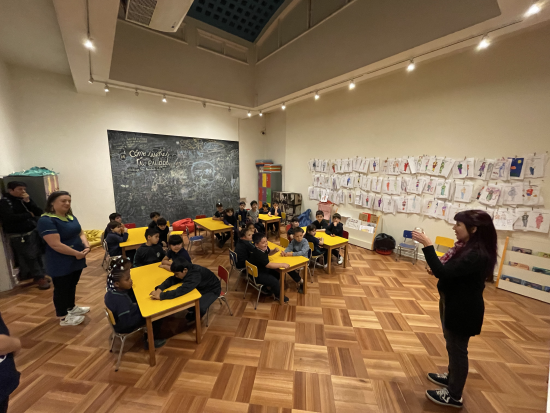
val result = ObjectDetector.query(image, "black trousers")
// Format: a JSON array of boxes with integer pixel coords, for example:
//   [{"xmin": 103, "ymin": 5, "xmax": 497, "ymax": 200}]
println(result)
[
  {"xmin": 440, "ymin": 296, "xmax": 470, "ymax": 400},
  {"xmin": 215, "ymin": 232, "xmax": 231, "ymax": 243},
  {"xmin": 255, "ymin": 270, "xmax": 282, "ymax": 297},
  {"xmin": 52, "ymin": 269, "xmax": 83, "ymax": 317},
  {"xmin": 0, "ymin": 397, "xmax": 8, "ymax": 413},
  {"xmin": 253, "ymin": 223, "xmax": 265, "ymax": 233},
  {"xmin": 186, "ymin": 290, "xmax": 221, "ymax": 319},
  {"xmin": 267, "ymin": 222, "xmax": 279, "ymax": 232},
  {"xmin": 10, "ymin": 232, "xmax": 45, "ymax": 281}
]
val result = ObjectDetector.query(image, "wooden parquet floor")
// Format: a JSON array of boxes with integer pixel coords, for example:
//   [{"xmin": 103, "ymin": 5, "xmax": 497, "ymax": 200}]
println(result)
[{"xmin": 1, "ymin": 238, "xmax": 549, "ymax": 413}]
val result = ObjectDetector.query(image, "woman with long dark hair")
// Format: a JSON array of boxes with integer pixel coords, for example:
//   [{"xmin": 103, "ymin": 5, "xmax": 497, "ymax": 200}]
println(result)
[
  {"xmin": 37, "ymin": 191, "xmax": 90, "ymax": 326},
  {"xmin": 412, "ymin": 210, "xmax": 497, "ymax": 408}
]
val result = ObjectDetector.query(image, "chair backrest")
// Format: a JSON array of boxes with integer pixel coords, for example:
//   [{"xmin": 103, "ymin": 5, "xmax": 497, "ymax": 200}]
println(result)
[
  {"xmin": 281, "ymin": 212, "xmax": 286, "ymax": 220},
  {"xmin": 185, "ymin": 226, "xmax": 190, "ymax": 237},
  {"xmin": 286, "ymin": 224, "xmax": 291, "ymax": 232},
  {"xmin": 218, "ymin": 265, "xmax": 230, "ymax": 284},
  {"xmin": 104, "ymin": 308, "xmax": 116, "ymax": 326},
  {"xmin": 245, "ymin": 260, "xmax": 258, "ymax": 278},
  {"xmin": 238, "ymin": 215, "xmax": 242, "ymax": 222},
  {"xmin": 403, "ymin": 230, "xmax": 413, "ymax": 240},
  {"xmin": 229, "ymin": 249, "xmax": 237, "ymax": 267},
  {"xmin": 280, "ymin": 237, "xmax": 289, "ymax": 248},
  {"xmin": 342, "ymin": 230, "xmax": 349, "ymax": 240},
  {"xmin": 196, "ymin": 214, "xmax": 206, "ymax": 219},
  {"xmin": 102, "ymin": 239, "xmax": 109, "ymax": 252},
  {"xmin": 124, "ymin": 223, "xmax": 136, "ymax": 229},
  {"xmin": 101, "ymin": 231, "xmax": 105, "ymax": 244},
  {"xmin": 307, "ymin": 248, "xmax": 312, "ymax": 259},
  {"xmin": 308, "ymin": 242, "xmax": 314, "ymax": 251},
  {"xmin": 435, "ymin": 236, "xmax": 455, "ymax": 249}
]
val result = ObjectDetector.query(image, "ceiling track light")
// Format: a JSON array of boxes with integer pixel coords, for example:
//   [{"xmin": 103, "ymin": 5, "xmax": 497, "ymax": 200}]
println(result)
[
  {"xmin": 349, "ymin": 80, "xmax": 356, "ymax": 90},
  {"xmin": 314, "ymin": 92, "xmax": 320, "ymax": 100},
  {"xmin": 228, "ymin": 107, "xmax": 231, "ymax": 113},
  {"xmin": 281, "ymin": 103, "xmax": 286, "ymax": 110},
  {"xmin": 84, "ymin": 39, "xmax": 94, "ymax": 50},
  {"xmin": 259, "ymin": 111, "xmax": 263, "ymax": 117},
  {"xmin": 247, "ymin": 111, "xmax": 251, "ymax": 117},
  {"xmin": 477, "ymin": 35, "xmax": 490, "ymax": 50},
  {"xmin": 104, "ymin": 84, "xmax": 110, "ymax": 92},
  {"xmin": 407, "ymin": 60, "xmax": 415, "ymax": 71},
  {"xmin": 88, "ymin": 76, "xmax": 94, "ymax": 84},
  {"xmin": 135, "ymin": 89, "xmax": 139, "ymax": 96},
  {"xmin": 162, "ymin": 94, "xmax": 167, "ymax": 103},
  {"xmin": 525, "ymin": 2, "xmax": 541, "ymax": 17}
]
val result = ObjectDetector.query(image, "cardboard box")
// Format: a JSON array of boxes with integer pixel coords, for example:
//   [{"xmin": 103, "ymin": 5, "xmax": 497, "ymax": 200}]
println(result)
[
  {"xmin": 359, "ymin": 212, "xmax": 371, "ymax": 222},
  {"xmin": 370, "ymin": 215, "xmax": 379, "ymax": 225}
]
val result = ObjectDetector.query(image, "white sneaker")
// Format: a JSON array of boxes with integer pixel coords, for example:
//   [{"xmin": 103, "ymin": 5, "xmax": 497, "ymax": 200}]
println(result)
[
  {"xmin": 337, "ymin": 256, "xmax": 344, "ymax": 265},
  {"xmin": 68, "ymin": 305, "xmax": 90, "ymax": 316},
  {"xmin": 60, "ymin": 314, "xmax": 85, "ymax": 326}
]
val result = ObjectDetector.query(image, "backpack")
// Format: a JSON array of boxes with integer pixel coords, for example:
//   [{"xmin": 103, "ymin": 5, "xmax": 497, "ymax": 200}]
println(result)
[
  {"xmin": 297, "ymin": 209, "xmax": 312, "ymax": 227},
  {"xmin": 172, "ymin": 218, "xmax": 195, "ymax": 233},
  {"xmin": 373, "ymin": 233, "xmax": 396, "ymax": 255}
]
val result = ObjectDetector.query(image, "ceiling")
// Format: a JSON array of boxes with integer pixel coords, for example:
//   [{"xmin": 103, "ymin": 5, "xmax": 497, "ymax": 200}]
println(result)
[{"xmin": 186, "ymin": 0, "xmax": 285, "ymax": 42}]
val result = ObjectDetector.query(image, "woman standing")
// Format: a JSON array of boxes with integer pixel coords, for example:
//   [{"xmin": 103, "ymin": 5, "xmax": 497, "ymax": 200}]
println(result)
[
  {"xmin": 412, "ymin": 210, "xmax": 497, "ymax": 408},
  {"xmin": 37, "ymin": 191, "xmax": 90, "ymax": 326}
]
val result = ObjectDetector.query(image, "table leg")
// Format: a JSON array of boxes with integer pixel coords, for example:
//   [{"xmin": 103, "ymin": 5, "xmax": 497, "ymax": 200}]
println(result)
[
  {"xmin": 302, "ymin": 264, "xmax": 308, "ymax": 294},
  {"xmin": 211, "ymin": 231, "xmax": 215, "ymax": 254},
  {"xmin": 121, "ymin": 247, "xmax": 127, "ymax": 259},
  {"xmin": 146, "ymin": 317, "xmax": 156, "ymax": 366},
  {"xmin": 279, "ymin": 270, "xmax": 285, "ymax": 305},
  {"xmin": 195, "ymin": 300, "xmax": 202, "ymax": 343},
  {"xmin": 326, "ymin": 246, "xmax": 332, "ymax": 274},
  {"xmin": 265, "ymin": 221, "xmax": 268, "ymax": 234},
  {"xmin": 230, "ymin": 229, "xmax": 234, "ymax": 250},
  {"xmin": 344, "ymin": 244, "xmax": 349, "ymax": 268}
]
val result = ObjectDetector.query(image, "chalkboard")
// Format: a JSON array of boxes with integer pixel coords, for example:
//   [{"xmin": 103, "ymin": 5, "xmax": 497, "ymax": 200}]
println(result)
[{"xmin": 107, "ymin": 130, "xmax": 239, "ymax": 227}]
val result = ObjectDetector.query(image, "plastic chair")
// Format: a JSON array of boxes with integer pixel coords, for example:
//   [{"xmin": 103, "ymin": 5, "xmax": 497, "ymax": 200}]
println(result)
[
  {"xmin": 280, "ymin": 237, "xmax": 289, "ymax": 249},
  {"xmin": 102, "ymin": 239, "xmax": 110, "ymax": 270},
  {"xmin": 434, "ymin": 236, "xmax": 454, "ymax": 258},
  {"xmin": 195, "ymin": 214, "xmax": 207, "ymax": 236},
  {"xmin": 229, "ymin": 249, "xmax": 246, "ymax": 291},
  {"xmin": 124, "ymin": 223, "xmax": 136, "ymax": 229},
  {"xmin": 185, "ymin": 226, "xmax": 205, "ymax": 254},
  {"xmin": 281, "ymin": 212, "xmax": 287, "ymax": 225},
  {"xmin": 396, "ymin": 230, "xmax": 418, "ymax": 264},
  {"xmin": 244, "ymin": 261, "xmax": 264, "ymax": 310},
  {"xmin": 308, "ymin": 242, "xmax": 325, "ymax": 278},
  {"xmin": 285, "ymin": 224, "xmax": 291, "ymax": 233},
  {"xmin": 205, "ymin": 266, "xmax": 234, "ymax": 327},
  {"xmin": 105, "ymin": 308, "xmax": 146, "ymax": 371}
]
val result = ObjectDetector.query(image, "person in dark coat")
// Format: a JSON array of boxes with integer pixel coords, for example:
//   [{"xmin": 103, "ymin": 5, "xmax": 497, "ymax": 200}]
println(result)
[
  {"xmin": 0, "ymin": 312, "xmax": 21, "ymax": 413},
  {"xmin": 412, "ymin": 210, "xmax": 497, "ymax": 409}
]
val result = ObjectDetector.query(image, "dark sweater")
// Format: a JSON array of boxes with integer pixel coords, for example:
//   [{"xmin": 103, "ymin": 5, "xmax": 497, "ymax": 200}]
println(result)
[
  {"xmin": 423, "ymin": 245, "xmax": 488, "ymax": 337},
  {"xmin": 236, "ymin": 209, "xmax": 247, "ymax": 225},
  {"xmin": 325, "ymin": 222, "xmax": 343, "ymax": 237},
  {"xmin": 167, "ymin": 248, "xmax": 192, "ymax": 263},
  {"xmin": 312, "ymin": 219, "xmax": 328, "ymax": 230},
  {"xmin": 104, "ymin": 289, "xmax": 144, "ymax": 333},
  {"xmin": 105, "ymin": 232, "xmax": 128, "ymax": 256},
  {"xmin": 156, "ymin": 264, "xmax": 221, "ymax": 300},
  {"xmin": 305, "ymin": 233, "xmax": 322, "ymax": 254},
  {"xmin": 134, "ymin": 243, "xmax": 165, "ymax": 267},
  {"xmin": 0, "ymin": 193, "xmax": 42, "ymax": 234},
  {"xmin": 234, "ymin": 239, "xmax": 254, "ymax": 269},
  {"xmin": 0, "ymin": 312, "xmax": 20, "ymax": 402}
]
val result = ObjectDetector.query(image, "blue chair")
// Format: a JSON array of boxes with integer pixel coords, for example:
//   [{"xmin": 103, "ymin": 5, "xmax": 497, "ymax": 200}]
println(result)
[
  {"xmin": 185, "ymin": 226, "xmax": 205, "ymax": 254},
  {"xmin": 396, "ymin": 230, "xmax": 418, "ymax": 264}
]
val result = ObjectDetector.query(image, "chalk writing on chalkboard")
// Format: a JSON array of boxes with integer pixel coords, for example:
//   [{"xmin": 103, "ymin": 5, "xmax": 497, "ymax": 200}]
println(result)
[{"xmin": 107, "ymin": 130, "xmax": 239, "ymax": 227}]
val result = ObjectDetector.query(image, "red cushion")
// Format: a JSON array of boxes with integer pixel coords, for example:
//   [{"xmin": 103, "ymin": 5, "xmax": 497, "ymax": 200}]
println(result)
[
  {"xmin": 219, "ymin": 291, "xmax": 226, "ymax": 297},
  {"xmin": 173, "ymin": 218, "xmax": 195, "ymax": 232}
]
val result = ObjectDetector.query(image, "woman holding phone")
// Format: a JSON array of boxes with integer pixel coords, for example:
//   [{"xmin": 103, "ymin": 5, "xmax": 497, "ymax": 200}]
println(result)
[
  {"xmin": 412, "ymin": 210, "xmax": 497, "ymax": 408},
  {"xmin": 37, "ymin": 191, "xmax": 90, "ymax": 326}
]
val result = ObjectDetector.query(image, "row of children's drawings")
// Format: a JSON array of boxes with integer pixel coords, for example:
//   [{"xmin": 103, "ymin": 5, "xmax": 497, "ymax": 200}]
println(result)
[
  {"xmin": 309, "ymin": 153, "xmax": 547, "ymax": 181},
  {"xmin": 310, "ymin": 178, "xmax": 543, "ymax": 207},
  {"xmin": 500, "ymin": 275, "xmax": 550, "ymax": 292},
  {"xmin": 511, "ymin": 246, "xmax": 550, "ymax": 259},
  {"xmin": 508, "ymin": 261, "xmax": 550, "ymax": 275}
]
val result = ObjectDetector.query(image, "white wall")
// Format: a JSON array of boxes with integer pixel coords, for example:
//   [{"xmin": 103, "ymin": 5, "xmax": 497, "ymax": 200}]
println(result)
[
  {"xmin": 265, "ymin": 110, "xmax": 287, "ymax": 189},
  {"xmin": 238, "ymin": 115, "xmax": 265, "ymax": 205},
  {"xmin": 10, "ymin": 65, "xmax": 243, "ymax": 229},
  {"xmin": 283, "ymin": 24, "xmax": 550, "ymax": 249},
  {"xmin": 0, "ymin": 58, "xmax": 20, "ymax": 175}
]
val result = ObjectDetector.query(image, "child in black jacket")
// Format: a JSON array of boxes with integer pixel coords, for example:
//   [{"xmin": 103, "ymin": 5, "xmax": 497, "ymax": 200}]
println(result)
[
  {"xmin": 150, "ymin": 260, "xmax": 221, "ymax": 322},
  {"xmin": 325, "ymin": 213, "xmax": 344, "ymax": 264}
]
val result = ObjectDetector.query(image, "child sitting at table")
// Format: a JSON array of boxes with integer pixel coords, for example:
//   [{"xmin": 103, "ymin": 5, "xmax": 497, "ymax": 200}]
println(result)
[
  {"xmin": 104, "ymin": 256, "xmax": 166, "ymax": 348},
  {"xmin": 245, "ymin": 222, "xmax": 258, "ymax": 234},
  {"xmin": 312, "ymin": 210, "xmax": 329, "ymax": 231},
  {"xmin": 148, "ymin": 212, "xmax": 161, "ymax": 229},
  {"xmin": 261, "ymin": 203, "xmax": 270, "ymax": 214},
  {"xmin": 236, "ymin": 201, "xmax": 248, "ymax": 228},
  {"xmin": 213, "ymin": 202, "xmax": 231, "ymax": 247},
  {"xmin": 267, "ymin": 201, "xmax": 281, "ymax": 235},
  {"xmin": 104, "ymin": 212, "xmax": 123, "ymax": 237},
  {"xmin": 153, "ymin": 217, "xmax": 170, "ymax": 248},
  {"xmin": 134, "ymin": 228, "xmax": 165, "ymax": 267},
  {"xmin": 150, "ymin": 259, "xmax": 221, "ymax": 322},
  {"xmin": 105, "ymin": 221, "xmax": 130, "ymax": 257},
  {"xmin": 325, "ymin": 213, "xmax": 344, "ymax": 265},
  {"xmin": 159, "ymin": 234, "xmax": 192, "ymax": 271},
  {"xmin": 224, "ymin": 207, "xmax": 239, "ymax": 244},
  {"xmin": 280, "ymin": 227, "xmax": 307, "ymax": 293},
  {"xmin": 247, "ymin": 200, "xmax": 264, "ymax": 233},
  {"xmin": 305, "ymin": 224, "xmax": 328, "ymax": 268},
  {"xmin": 286, "ymin": 217, "xmax": 300, "ymax": 240},
  {"xmin": 234, "ymin": 227, "xmax": 255, "ymax": 269}
]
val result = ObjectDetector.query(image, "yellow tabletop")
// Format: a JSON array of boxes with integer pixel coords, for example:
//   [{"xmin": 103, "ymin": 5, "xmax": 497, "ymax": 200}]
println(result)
[
  {"xmin": 131, "ymin": 263, "xmax": 201, "ymax": 318},
  {"xmin": 120, "ymin": 227, "xmax": 147, "ymax": 248},
  {"xmin": 193, "ymin": 217, "xmax": 233, "ymax": 232},
  {"xmin": 301, "ymin": 227, "xmax": 348, "ymax": 247},
  {"xmin": 267, "ymin": 241, "xmax": 309, "ymax": 268},
  {"xmin": 259, "ymin": 214, "xmax": 281, "ymax": 221}
]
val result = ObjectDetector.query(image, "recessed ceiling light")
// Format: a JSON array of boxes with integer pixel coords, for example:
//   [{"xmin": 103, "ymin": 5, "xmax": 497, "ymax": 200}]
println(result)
[
  {"xmin": 314, "ymin": 92, "xmax": 320, "ymax": 100},
  {"xmin": 407, "ymin": 60, "xmax": 415, "ymax": 71},
  {"xmin": 349, "ymin": 80, "xmax": 355, "ymax": 90},
  {"xmin": 84, "ymin": 39, "xmax": 94, "ymax": 49},
  {"xmin": 525, "ymin": 2, "xmax": 541, "ymax": 17},
  {"xmin": 477, "ymin": 35, "xmax": 490, "ymax": 50}
]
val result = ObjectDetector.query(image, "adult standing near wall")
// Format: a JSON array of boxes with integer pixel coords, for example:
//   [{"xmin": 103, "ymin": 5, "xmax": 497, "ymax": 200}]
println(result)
[
  {"xmin": 412, "ymin": 210, "xmax": 497, "ymax": 409},
  {"xmin": 37, "ymin": 191, "xmax": 91, "ymax": 326},
  {"xmin": 0, "ymin": 181, "xmax": 50, "ymax": 289}
]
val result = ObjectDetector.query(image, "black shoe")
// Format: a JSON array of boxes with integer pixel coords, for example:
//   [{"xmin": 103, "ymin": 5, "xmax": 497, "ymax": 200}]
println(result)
[
  {"xmin": 297, "ymin": 283, "xmax": 304, "ymax": 294},
  {"xmin": 427, "ymin": 372, "xmax": 449, "ymax": 388},
  {"xmin": 425, "ymin": 389, "xmax": 463, "ymax": 409},
  {"xmin": 274, "ymin": 295, "xmax": 289, "ymax": 303},
  {"xmin": 144, "ymin": 338, "xmax": 167, "ymax": 349}
]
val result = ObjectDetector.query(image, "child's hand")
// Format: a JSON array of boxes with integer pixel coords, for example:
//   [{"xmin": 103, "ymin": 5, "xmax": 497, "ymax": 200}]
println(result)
[
  {"xmin": 150, "ymin": 289, "xmax": 162, "ymax": 300},
  {"xmin": 272, "ymin": 247, "xmax": 279, "ymax": 253},
  {"xmin": 279, "ymin": 263, "xmax": 290, "ymax": 269},
  {"xmin": 330, "ymin": 234, "xmax": 335, "ymax": 237}
]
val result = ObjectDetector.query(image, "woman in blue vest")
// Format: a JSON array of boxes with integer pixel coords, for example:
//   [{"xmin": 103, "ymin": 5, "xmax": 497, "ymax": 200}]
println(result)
[{"xmin": 37, "ymin": 191, "xmax": 91, "ymax": 326}]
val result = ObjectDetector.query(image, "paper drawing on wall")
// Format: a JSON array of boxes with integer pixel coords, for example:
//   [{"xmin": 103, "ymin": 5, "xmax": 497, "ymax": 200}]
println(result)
[
  {"xmin": 370, "ymin": 157, "xmax": 380, "ymax": 173},
  {"xmin": 523, "ymin": 184, "xmax": 542, "ymax": 206},
  {"xmin": 372, "ymin": 177, "xmax": 383, "ymax": 193},
  {"xmin": 407, "ymin": 177, "xmax": 424, "ymax": 194},
  {"xmin": 408, "ymin": 157, "xmax": 418, "ymax": 174},
  {"xmin": 524, "ymin": 154, "xmax": 546, "ymax": 179},
  {"xmin": 502, "ymin": 182, "xmax": 523, "ymax": 205},
  {"xmin": 509, "ymin": 157, "xmax": 525, "ymax": 180},
  {"xmin": 446, "ymin": 204, "xmax": 460, "ymax": 224},
  {"xmin": 359, "ymin": 157, "xmax": 370, "ymax": 173},
  {"xmin": 423, "ymin": 177, "xmax": 438, "ymax": 195},
  {"xmin": 382, "ymin": 196, "xmax": 396, "ymax": 214},
  {"xmin": 490, "ymin": 158, "xmax": 510, "ymax": 181},
  {"xmin": 415, "ymin": 156, "xmax": 423, "ymax": 174},
  {"xmin": 453, "ymin": 182, "xmax": 473, "ymax": 203},
  {"xmin": 355, "ymin": 191, "xmax": 362, "ymax": 205},
  {"xmin": 400, "ymin": 176, "xmax": 410, "ymax": 194},
  {"xmin": 396, "ymin": 196, "xmax": 408, "ymax": 213},
  {"xmin": 475, "ymin": 159, "xmax": 494, "ymax": 180},
  {"xmin": 382, "ymin": 177, "xmax": 391, "ymax": 194},
  {"xmin": 406, "ymin": 195, "xmax": 421, "ymax": 214},
  {"xmin": 478, "ymin": 185, "xmax": 501, "ymax": 207},
  {"xmin": 452, "ymin": 160, "xmax": 466, "ymax": 179},
  {"xmin": 421, "ymin": 156, "xmax": 431, "ymax": 174},
  {"xmin": 400, "ymin": 157, "xmax": 411, "ymax": 174},
  {"xmin": 493, "ymin": 208, "xmax": 515, "ymax": 231},
  {"xmin": 428, "ymin": 157, "xmax": 443, "ymax": 176},
  {"xmin": 434, "ymin": 202, "xmax": 450, "ymax": 220},
  {"xmin": 439, "ymin": 158, "xmax": 454, "ymax": 178},
  {"xmin": 436, "ymin": 180, "xmax": 453, "ymax": 199},
  {"xmin": 513, "ymin": 209, "xmax": 550, "ymax": 233},
  {"xmin": 422, "ymin": 198, "xmax": 437, "ymax": 216}
]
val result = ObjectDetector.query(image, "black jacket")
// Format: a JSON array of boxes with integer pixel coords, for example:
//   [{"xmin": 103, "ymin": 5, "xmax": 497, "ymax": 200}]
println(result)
[
  {"xmin": 0, "ymin": 312, "xmax": 20, "ymax": 402},
  {"xmin": 325, "ymin": 222, "xmax": 343, "ymax": 237},
  {"xmin": 104, "ymin": 289, "xmax": 144, "ymax": 334},
  {"xmin": 423, "ymin": 245, "xmax": 487, "ymax": 337},
  {"xmin": 0, "ymin": 194, "xmax": 43, "ymax": 234},
  {"xmin": 234, "ymin": 239, "xmax": 254, "ymax": 269},
  {"xmin": 156, "ymin": 264, "xmax": 221, "ymax": 300}
]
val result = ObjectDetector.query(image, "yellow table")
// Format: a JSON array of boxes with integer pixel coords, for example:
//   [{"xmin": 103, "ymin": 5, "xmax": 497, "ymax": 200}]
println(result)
[
  {"xmin": 302, "ymin": 227, "xmax": 349, "ymax": 274},
  {"xmin": 259, "ymin": 214, "xmax": 282, "ymax": 235},
  {"xmin": 131, "ymin": 263, "xmax": 202, "ymax": 366},
  {"xmin": 193, "ymin": 217, "xmax": 234, "ymax": 253},
  {"xmin": 120, "ymin": 227, "xmax": 147, "ymax": 258},
  {"xmin": 267, "ymin": 241, "xmax": 309, "ymax": 304}
]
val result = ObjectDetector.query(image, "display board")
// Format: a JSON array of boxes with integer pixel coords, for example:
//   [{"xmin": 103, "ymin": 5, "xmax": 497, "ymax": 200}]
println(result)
[{"xmin": 107, "ymin": 130, "xmax": 239, "ymax": 227}]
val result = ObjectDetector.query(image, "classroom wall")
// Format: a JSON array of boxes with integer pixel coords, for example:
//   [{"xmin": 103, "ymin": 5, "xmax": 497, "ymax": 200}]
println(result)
[
  {"xmin": 0, "ymin": 58, "xmax": 20, "ymax": 175},
  {"xmin": 265, "ymin": 111, "xmax": 287, "ymax": 189},
  {"xmin": 9, "ymin": 65, "xmax": 244, "ymax": 229},
  {"xmin": 282, "ymin": 23, "xmax": 550, "ymax": 253},
  {"xmin": 238, "ymin": 115, "xmax": 266, "ymax": 205}
]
